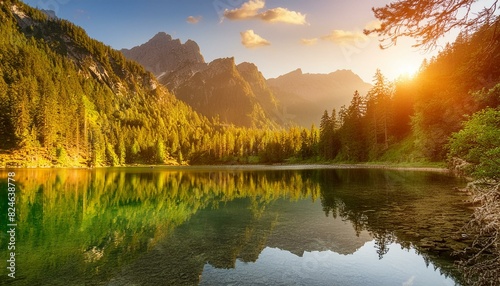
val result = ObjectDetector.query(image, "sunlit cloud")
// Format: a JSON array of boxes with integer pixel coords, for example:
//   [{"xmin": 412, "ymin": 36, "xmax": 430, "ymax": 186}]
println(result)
[
  {"xmin": 224, "ymin": 0, "xmax": 307, "ymax": 25},
  {"xmin": 301, "ymin": 38, "xmax": 318, "ymax": 46},
  {"xmin": 241, "ymin": 30, "xmax": 271, "ymax": 48},
  {"xmin": 259, "ymin": 7, "xmax": 307, "ymax": 25},
  {"xmin": 186, "ymin": 15, "xmax": 202, "ymax": 24},
  {"xmin": 364, "ymin": 20, "xmax": 382, "ymax": 31},
  {"xmin": 224, "ymin": 0, "xmax": 264, "ymax": 20},
  {"xmin": 321, "ymin": 30, "xmax": 368, "ymax": 46}
]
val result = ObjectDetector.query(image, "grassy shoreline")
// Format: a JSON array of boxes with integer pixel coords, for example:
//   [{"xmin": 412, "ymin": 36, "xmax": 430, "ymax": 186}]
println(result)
[{"xmin": 0, "ymin": 161, "xmax": 450, "ymax": 173}]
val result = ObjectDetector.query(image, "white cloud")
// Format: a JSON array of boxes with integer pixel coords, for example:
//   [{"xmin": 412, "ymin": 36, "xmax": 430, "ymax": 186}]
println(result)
[
  {"xmin": 186, "ymin": 15, "xmax": 202, "ymax": 24},
  {"xmin": 224, "ymin": 0, "xmax": 307, "ymax": 25},
  {"xmin": 301, "ymin": 38, "xmax": 318, "ymax": 46},
  {"xmin": 321, "ymin": 30, "xmax": 368, "ymax": 46},
  {"xmin": 241, "ymin": 30, "xmax": 271, "ymax": 48}
]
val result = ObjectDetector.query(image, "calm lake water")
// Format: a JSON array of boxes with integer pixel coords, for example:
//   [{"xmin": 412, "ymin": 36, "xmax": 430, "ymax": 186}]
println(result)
[{"xmin": 0, "ymin": 167, "xmax": 471, "ymax": 285}]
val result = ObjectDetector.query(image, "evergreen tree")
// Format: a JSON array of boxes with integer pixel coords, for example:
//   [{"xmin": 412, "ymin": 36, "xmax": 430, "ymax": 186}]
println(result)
[{"xmin": 365, "ymin": 69, "xmax": 393, "ymax": 157}]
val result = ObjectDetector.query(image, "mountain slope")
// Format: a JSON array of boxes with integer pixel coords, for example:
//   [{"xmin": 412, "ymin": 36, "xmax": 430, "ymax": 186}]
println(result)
[
  {"xmin": 267, "ymin": 69, "xmax": 372, "ymax": 126},
  {"xmin": 236, "ymin": 62, "xmax": 283, "ymax": 125},
  {"xmin": 0, "ymin": 1, "xmax": 211, "ymax": 167},
  {"xmin": 173, "ymin": 57, "xmax": 279, "ymax": 128}
]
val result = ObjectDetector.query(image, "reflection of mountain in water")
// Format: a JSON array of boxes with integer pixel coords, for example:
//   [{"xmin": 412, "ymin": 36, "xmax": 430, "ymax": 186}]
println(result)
[
  {"xmin": 200, "ymin": 243, "xmax": 457, "ymax": 286},
  {"xmin": 265, "ymin": 199, "xmax": 372, "ymax": 256},
  {"xmin": 108, "ymin": 197, "xmax": 373, "ymax": 285}
]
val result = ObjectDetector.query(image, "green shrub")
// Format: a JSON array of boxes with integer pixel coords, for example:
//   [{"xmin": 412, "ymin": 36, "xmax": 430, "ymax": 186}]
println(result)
[{"xmin": 448, "ymin": 108, "xmax": 500, "ymax": 179}]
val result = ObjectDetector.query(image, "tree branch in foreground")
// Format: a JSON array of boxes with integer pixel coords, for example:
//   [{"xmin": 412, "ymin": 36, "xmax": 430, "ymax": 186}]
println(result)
[{"xmin": 365, "ymin": 0, "xmax": 499, "ymax": 50}]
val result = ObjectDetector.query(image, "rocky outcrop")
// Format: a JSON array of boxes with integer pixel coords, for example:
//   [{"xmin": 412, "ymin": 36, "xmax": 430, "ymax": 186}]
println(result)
[{"xmin": 237, "ymin": 62, "xmax": 283, "ymax": 125}]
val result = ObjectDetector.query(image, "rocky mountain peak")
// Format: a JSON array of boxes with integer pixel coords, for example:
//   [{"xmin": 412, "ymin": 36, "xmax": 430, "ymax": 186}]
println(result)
[
  {"xmin": 237, "ymin": 62, "xmax": 266, "ymax": 88},
  {"xmin": 41, "ymin": 9, "xmax": 57, "ymax": 19},
  {"xmin": 121, "ymin": 32, "xmax": 205, "ymax": 76},
  {"xmin": 206, "ymin": 57, "xmax": 236, "ymax": 76},
  {"xmin": 151, "ymin": 31, "xmax": 172, "ymax": 42},
  {"xmin": 236, "ymin": 62, "xmax": 258, "ymax": 73}
]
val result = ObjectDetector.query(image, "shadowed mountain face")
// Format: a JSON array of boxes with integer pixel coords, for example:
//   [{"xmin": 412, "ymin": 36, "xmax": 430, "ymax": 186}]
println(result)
[{"xmin": 267, "ymin": 69, "xmax": 372, "ymax": 127}]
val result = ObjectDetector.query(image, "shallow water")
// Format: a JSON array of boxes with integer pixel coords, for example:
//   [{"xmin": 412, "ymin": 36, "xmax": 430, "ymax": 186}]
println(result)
[{"xmin": 0, "ymin": 167, "xmax": 470, "ymax": 285}]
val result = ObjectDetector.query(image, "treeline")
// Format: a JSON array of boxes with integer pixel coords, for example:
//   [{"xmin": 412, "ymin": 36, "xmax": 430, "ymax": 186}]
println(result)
[{"xmin": 315, "ymin": 71, "xmax": 416, "ymax": 162}]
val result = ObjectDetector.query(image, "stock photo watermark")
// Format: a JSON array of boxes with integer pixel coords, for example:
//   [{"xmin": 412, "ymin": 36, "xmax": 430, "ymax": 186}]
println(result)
[
  {"xmin": 34, "ymin": 0, "xmax": 69, "ymax": 15},
  {"xmin": 212, "ymin": 0, "xmax": 245, "ymax": 19},
  {"xmin": 339, "ymin": 33, "xmax": 371, "ymax": 63},
  {"xmin": 5, "ymin": 172, "xmax": 17, "ymax": 279}
]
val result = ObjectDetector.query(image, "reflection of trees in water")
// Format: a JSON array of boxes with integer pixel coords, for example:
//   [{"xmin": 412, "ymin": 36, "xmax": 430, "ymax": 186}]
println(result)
[
  {"xmin": 0, "ymin": 168, "xmax": 467, "ymax": 285},
  {"xmin": 1, "ymin": 169, "xmax": 322, "ymax": 285},
  {"xmin": 314, "ymin": 168, "xmax": 469, "ymax": 283},
  {"xmin": 373, "ymin": 231, "xmax": 395, "ymax": 259}
]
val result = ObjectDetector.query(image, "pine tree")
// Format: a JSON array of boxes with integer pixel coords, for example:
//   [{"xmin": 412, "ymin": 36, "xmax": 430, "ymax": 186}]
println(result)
[{"xmin": 365, "ymin": 69, "xmax": 392, "ymax": 157}]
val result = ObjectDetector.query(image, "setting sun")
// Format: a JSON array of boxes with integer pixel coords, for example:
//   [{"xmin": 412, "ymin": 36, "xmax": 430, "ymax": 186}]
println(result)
[{"xmin": 396, "ymin": 63, "xmax": 419, "ymax": 78}]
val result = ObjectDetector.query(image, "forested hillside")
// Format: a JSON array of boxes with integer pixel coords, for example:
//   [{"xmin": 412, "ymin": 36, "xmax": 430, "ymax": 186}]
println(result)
[{"xmin": 0, "ymin": 0, "xmax": 212, "ymax": 166}]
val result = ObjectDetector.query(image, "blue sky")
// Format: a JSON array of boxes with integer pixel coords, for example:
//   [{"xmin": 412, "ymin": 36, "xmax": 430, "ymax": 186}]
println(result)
[{"xmin": 22, "ymin": 0, "xmax": 451, "ymax": 82}]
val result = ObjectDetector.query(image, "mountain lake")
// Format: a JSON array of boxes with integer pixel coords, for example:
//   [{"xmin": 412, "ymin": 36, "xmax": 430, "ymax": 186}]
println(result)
[{"xmin": 0, "ymin": 166, "xmax": 472, "ymax": 285}]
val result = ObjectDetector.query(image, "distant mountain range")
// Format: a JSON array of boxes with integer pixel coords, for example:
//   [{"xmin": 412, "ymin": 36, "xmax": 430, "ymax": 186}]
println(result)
[
  {"xmin": 267, "ymin": 69, "xmax": 372, "ymax": 127},
  {"xmin": 122, "ymin": 33, "xmax": 372, "ymax": 127}
]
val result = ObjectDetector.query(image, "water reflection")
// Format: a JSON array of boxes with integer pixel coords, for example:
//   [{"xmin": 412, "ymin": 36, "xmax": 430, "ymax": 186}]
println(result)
[
  {"xmin": 0, "ymin": 167, "xmax": 470, "ymax": 285},
  {"xmin": 200, "ymin": 243, "xmax": 455, "ymax": 286}
]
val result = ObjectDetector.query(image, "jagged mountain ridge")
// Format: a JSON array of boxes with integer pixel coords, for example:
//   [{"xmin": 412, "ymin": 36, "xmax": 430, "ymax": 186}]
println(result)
[
  {"xmin": 121, "ymin": 32, "xmax": 205, "ymax": 78},
  {"xmin": 268, "ymin": 68, "xmax": 372, "ymax": 127},
  {"xmin": 122, "ymin": 32, "xmax": 372, "ymax": 128},
  {"xmin": 122, "ymin": 33, "xmax": 284, "ymax": 128}
]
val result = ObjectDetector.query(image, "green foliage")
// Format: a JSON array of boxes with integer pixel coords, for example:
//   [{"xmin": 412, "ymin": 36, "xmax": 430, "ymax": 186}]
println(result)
[
  {"xmin": 474, "ymin": 82, "xmax": 500, "ymax": 109},
  {"xmin": 155, "ymin": 139, "xmax": 167, "ymax": 163},
  {"xmin": 364, "ymin": 69, "xmax": 393, "ymax": 158},
  {"xmin": 337, "ymin": 91, "xmax": 367, "ymax": 161},
  {"xmin": 448, "ymin": 108, "xmax": 500, "ymax": 179},
  {"xmin": 56, "ymin": 144, "xmax": 70, "ymax": 166},
  {"xmin": 105, "ymin": 142, "xmax": 120, "ymax": 166},
  {"xmin": 318, "ymin": 109, "xmax": 340, "ymax": 160}
]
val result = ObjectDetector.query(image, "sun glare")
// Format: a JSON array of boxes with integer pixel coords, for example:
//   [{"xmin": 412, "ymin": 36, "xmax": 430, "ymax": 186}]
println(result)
[{"xmin": 396, "ymin": 64, "xmax": 419, "ymax": 79}]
